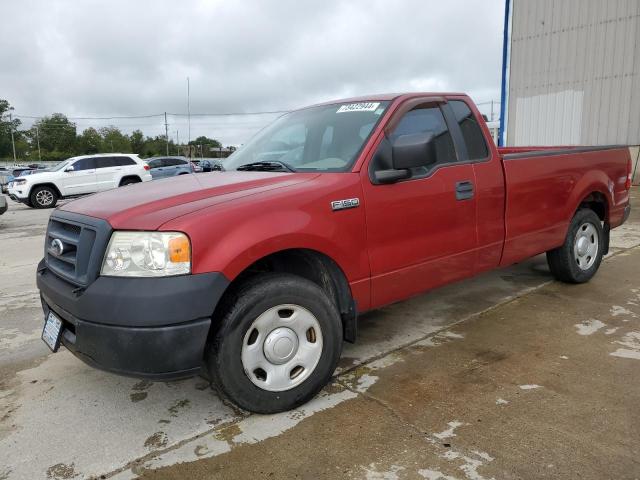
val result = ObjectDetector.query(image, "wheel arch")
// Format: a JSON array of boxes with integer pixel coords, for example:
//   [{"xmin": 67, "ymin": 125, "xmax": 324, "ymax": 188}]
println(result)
[
  {"xmin": 213, "ymin": 248, "xmax": 358, "ymax": 343},
  {"xmin": 119, "ymin": 175, "xmax": 142, "ymax": 186},
  {"xmin": 577, "ymin": 190, "xmax": 609, "ymax": 221},
  {"xmin": 569, "ymin": 170, "xmax": 613, "ymax": 223},
  {"xmin": 29, "ymin": 182, "xmax": 62, "ymax": 198},
  {"xmin": 574, "ymin": 188, "xmax": 611, "ymax": 254}
]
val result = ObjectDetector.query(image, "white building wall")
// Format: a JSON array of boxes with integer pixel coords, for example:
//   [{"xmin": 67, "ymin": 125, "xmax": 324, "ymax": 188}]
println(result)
[{"xmin": 506, "ymin": 0, "xmax": 640, "ymax": 146}]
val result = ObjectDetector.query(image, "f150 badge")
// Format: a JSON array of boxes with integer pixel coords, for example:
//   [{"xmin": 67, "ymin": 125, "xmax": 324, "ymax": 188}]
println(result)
[{"xmin": 331, "ymin": 198, "xmax": 360, "ymax": 211}]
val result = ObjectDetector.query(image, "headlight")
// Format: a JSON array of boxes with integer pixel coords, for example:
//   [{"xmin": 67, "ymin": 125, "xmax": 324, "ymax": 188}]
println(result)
[
  {"xmin": 13, "ymin": 179, "xmax": 27, "ymax": 185},
  {"xmin": 101, "ymin": 231, "xmax": 191, "ymax": 277}
]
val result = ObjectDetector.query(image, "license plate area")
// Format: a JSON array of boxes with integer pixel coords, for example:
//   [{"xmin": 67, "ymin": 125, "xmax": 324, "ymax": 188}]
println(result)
[{"xmin": 42, "ymin": 311, "xmax": 63, "ymax": 352}]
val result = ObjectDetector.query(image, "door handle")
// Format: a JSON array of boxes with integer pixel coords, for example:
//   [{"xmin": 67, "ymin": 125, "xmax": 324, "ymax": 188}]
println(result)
[{"xmin": 455, "ymin": 181, "xmax": 474, "ymax": 201}]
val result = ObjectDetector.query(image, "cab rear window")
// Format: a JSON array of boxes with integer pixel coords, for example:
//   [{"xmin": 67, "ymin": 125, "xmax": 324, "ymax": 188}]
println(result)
[{"xmin": 449, "ymin": 100, "xmax": 488, "ymax": 160}]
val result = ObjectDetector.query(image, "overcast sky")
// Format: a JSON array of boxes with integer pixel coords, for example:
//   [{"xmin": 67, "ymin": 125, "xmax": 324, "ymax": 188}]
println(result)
[{"xmin": 0, "ymin": 0, "xmax": 505, "ymax": 146}]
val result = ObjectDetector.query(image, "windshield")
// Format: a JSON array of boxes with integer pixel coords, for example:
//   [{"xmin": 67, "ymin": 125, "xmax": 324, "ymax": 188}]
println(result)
[
  {"xmin": 50, "ymin": 160, "xmax": 72, "ymax": 171},
  {"xmin": 224, "ymin": 101, "xmax": 389, "ymax": 172}
]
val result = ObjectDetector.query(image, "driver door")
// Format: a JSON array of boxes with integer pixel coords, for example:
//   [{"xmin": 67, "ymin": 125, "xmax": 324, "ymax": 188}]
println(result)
[
  {"xmin": 362, "ymin": 101, "xmax": 478, "ymax": 308},
  {"xmin": 58, "ymin": 158, "xmax": 97, "ymax": 196}
]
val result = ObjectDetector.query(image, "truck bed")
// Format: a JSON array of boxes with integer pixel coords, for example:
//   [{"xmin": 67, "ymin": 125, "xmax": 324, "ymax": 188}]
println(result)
[{"xmin": 498, "ymin": 145, "xmax": 631, "ymax": 266}]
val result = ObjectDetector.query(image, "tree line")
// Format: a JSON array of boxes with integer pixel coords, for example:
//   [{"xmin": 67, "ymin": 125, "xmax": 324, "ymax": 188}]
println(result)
[{"xmin": 0, "ymin": 99, "xmax": 227, "ymax": 162}]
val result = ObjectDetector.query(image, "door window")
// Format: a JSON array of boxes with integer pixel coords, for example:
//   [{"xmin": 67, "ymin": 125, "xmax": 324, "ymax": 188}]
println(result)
[
  {"xmin": 164, "ymin": 158, "xmax": 184, "ymax": 167},
  {"xmin": 72, "ymin": 158, "xmax": 96, "ymax": 170},
  {"xmin": 111, "ymin": 156, "xmax": 136, "ymax": 166},
  {"xmin": 449, "ymin": 100, "xmax": 488, "ymax": 160},
  {"xmin": 93, "ymin": 157, "xmax": 113, "ymax": 169}
]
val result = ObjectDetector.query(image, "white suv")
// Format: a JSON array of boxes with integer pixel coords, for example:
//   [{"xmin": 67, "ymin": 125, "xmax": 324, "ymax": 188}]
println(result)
[{"xmin": 7, "ymin": 154, "xmax": 152, "ymax": 208}]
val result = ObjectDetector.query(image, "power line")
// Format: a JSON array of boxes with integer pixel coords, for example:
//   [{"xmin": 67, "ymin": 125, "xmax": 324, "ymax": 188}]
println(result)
[
  {"xmin": 15, "ymin": 113, "xmax": 164, "ymax": 120},
  {"xmin": 13, "ymin": 110, "xmax": 289, "ymax": 121},
  {"xmin": 168, "ymin": 110, "xmax": 288, "ymax": 117}
]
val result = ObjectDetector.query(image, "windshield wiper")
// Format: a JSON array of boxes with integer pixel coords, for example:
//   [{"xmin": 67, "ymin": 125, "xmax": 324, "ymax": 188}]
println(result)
[{"xmin": 236, "ymin": 161, "xmax": 296, "ymax": 172}]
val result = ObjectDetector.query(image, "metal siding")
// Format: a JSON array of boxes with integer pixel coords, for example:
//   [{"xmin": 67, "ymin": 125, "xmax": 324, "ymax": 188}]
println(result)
[
  {"xmin": 506, "ymin": 0, "xmax": 640, "ymax": 146},
  {"xmin": 629, "ymin": 1, "xmax": 640, "ymax": 143},
  {"xmin": 617, "ymin": 0, "xmax": 637, "ymax": 144}
]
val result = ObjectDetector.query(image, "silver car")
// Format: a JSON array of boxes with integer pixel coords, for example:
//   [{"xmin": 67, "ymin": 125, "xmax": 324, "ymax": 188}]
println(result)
[
  {"xmin": 146, "ymin": 157, "xmax": 193, "ymax": 179},
  {"xmin": 0, "ymin": 195, "xmax": 7, "ymax": 215}
]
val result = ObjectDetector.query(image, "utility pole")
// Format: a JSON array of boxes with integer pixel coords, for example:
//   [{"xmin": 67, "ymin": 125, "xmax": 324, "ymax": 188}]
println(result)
[
  {"xmin": 9, "ymin": 108, "xmax": 17, "ymax": 162},
  {"xmin": 187, "ymin": 77, "xmax": 191, "ymax": 158},
  {"xmin": 176, "ymin": 130, "xmax": 179, "ymax": 155},
  {"xmin": 490, "ymin": 100, "xmax": 494, "ymax": 122},
  {"xmin": 35, "ymin": 126, "xmax": 41, "ymax": 161},
  {"xmin": 164, "ymin": 112, "xmax": 169, "ymax": 155}
]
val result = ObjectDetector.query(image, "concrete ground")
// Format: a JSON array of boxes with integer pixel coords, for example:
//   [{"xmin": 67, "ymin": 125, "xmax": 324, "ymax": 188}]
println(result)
[{"xmin": 0, "ymin": 190, "xmax": 639, "ymax": 480}]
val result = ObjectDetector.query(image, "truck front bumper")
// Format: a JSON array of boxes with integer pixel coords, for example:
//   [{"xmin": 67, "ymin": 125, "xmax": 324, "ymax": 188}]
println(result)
[{"xmin": 37, "ymin": 259, "xmax": 229, "ymax": 380}]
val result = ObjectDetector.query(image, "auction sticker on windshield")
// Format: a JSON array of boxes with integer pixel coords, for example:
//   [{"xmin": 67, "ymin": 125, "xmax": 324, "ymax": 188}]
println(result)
[
  {"xmin": 336, "ymin": 102, "xmax": 380, "ymax": 113},
  {"xmin": 42, "ymin": 311, "xmax": 63, "ymax": 352}
]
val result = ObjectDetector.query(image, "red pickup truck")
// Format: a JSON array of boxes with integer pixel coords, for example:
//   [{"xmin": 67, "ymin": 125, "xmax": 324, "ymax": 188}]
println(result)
[{"xmin": 37, "ymin": 93, "xmax": 632, "ymax": 413}]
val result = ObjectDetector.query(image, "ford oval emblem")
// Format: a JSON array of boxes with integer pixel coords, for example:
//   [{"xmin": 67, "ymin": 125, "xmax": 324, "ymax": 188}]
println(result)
[{"xmin": 50, "ymin": 238, "xmax": 64, "ymax": 256}]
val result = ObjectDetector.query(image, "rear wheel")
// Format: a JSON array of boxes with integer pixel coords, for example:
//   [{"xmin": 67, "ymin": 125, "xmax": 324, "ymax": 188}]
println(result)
[
  {"xmin": 29, "ymin": 186, "xmax": 58, "ymax": 209},
  {"xmin": 206, "ymin": 273, "xmax": 343, "ymax": 413},
  {"xmin": 546, "ymin": 209, "xmax": 604, "ymax": 283}
]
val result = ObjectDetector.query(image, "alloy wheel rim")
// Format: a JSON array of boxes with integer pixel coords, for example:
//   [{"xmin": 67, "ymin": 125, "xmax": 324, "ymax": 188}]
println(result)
[
  {"xmin": 573, "ymin": 222, "xmax": 599, "ymax": 270},
  {"xmin": 241, "ymin": 304, "xmax": 323, "ymax": 392},
  {"xmin": 36, "ymin": 190, "xmax": 53, "ymax": 206}
]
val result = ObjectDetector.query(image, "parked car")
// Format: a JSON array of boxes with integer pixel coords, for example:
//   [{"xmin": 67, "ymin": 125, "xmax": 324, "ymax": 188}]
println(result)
[
  {"xmin": 201, "ymin": 159, "xmax": 224, "ymax": 172},
  {"xmin": 10, "ymin": 167, "xmax": 35, "ymax": 177},
  {"xmin": 1, "ymin": 167, "xmax": 31, "ymax": 193},
  {"xmin": 190, "ymin": 159, "xmax": 203, "ymax": 173},
  {"xmin": 36, "ymin": 93, "xmax": 632, "ymax": 414},
  {"xmin": 0, "ymin": 182, "xmax": 8, "ymax": 195},
  {"xmin": 146, "ymin": 157, "xmax": 193, "ymax": 179},
  {"xmin": 0, "ymin": 195, "xmax": 6, "ymax": 215},
  {"xmin": 8, "ymin": 153, "xmax": 151, "ymax": 208}
]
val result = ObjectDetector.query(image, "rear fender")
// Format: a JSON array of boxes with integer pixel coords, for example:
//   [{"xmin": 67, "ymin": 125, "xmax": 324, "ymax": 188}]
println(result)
[{"xmin": 568, "ymin": 171, "xmax": 612, "ymax": 223}]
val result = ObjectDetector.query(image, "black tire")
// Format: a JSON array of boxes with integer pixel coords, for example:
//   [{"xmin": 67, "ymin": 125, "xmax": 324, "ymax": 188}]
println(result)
[
  {"xmin": 207, "ymin": 272, "xmax": 343, "ymax": 414},
  {"xmin": 29, "ymin": 185, "xmax": 58, "ymax": 209},
  {"xmin": 119, "ymin": 177, "xmax": 140, "ymax": 187},
  {"xmin": 546, "ymin": 208, "xmax": 604, "ymax": 283}
]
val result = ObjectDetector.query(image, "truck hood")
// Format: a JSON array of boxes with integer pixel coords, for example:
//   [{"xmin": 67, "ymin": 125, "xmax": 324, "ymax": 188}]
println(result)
[{"xmin": 60, "ymin": 172, "xmax": 319, "ymax": 230}]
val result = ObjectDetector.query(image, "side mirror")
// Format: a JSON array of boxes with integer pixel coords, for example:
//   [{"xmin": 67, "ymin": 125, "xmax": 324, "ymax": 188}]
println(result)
[
  {"xmin": 392, "ymin": 131, "xmax": 437, "ymax": 170},
  {"xmin": 64, "ymin": 165, "xmax": 75, "ymax": 172},
  {"xmin": 371, "ymin": 132, "xmax": 437, "ymax": 184}
]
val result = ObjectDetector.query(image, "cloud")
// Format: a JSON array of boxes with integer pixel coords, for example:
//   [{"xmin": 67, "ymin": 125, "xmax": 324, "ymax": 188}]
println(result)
[{"xmin": 0, "ymin": 0, "xmax": 504, "ymax": 145}]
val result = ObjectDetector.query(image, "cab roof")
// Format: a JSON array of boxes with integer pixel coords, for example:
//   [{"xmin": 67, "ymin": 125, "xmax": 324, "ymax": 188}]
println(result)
[{"xmin": 304, "ymin": 92, "xmax": 468, "ymax": 109}]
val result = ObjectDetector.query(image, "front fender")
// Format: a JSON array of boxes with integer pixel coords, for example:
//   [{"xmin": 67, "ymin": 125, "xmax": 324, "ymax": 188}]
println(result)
[
  {"xmin": 199, "ymin": 209, "xmax": 363, "ymax": 282},
  {"xmin": 160, "ymin": 172, "xmax": 371, "ymax": 307}
]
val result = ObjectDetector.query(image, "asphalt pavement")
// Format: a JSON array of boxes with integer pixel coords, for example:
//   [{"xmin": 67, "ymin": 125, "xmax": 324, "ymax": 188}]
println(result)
[{"xmin": 0, "ymin": 190, "xmax": 638, "ymax": 479}]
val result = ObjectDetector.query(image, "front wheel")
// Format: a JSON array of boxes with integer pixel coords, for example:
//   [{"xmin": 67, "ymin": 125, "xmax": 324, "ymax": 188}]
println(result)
[
  {"xmin": 207, "ymin": 273, "xmax": 343, "ymax": 413},
  {"xmin": 29, "ymin": 186, "xmax": 58, "ymax": 209},
  {"xmin": 546, "ymin": 209, "xmax": 604, "ymax": 283}
]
